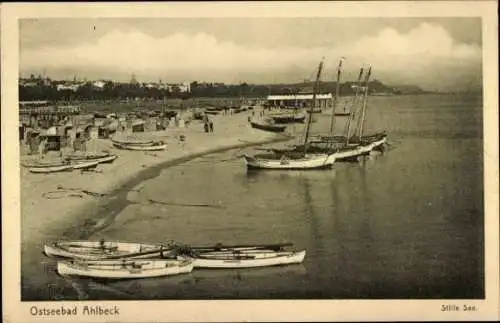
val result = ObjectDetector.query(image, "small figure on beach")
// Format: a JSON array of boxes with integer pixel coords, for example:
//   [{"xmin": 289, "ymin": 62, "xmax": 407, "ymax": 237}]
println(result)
[
  {"xmin": 38, "ymin": 137, "xmax": 48, "ymax": 159},
  {"xmin": 209, "ymin": 119, "xmax": 214, "ymax": 132},
  {"xmin": 204, "ymin": 122, "xmax": 209, "ymax": 133}
]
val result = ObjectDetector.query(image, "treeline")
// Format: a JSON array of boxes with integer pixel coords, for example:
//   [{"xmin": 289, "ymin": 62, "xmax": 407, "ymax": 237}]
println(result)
[
  {"xmin": 19, "ymin": 79, "xmax": 417, "ymax": 102},
  {"xmin": 19, "ymin": 82, "xmax": 190, "ymax": 102}
]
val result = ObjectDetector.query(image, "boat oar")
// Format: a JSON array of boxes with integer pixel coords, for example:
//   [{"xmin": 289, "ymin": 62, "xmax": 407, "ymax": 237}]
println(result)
[
  {"xmin": 103, "ymin": 247, "xmax": 175, "ymax": 260},
  {"xmin": 188, "ymin": 242, "xmax": 294, "ymax": 251}
]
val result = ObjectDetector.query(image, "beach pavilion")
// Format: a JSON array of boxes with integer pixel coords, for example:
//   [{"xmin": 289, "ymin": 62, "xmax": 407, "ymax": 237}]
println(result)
[{"xmin": 266, "ymin": 93, "xmax": 333, "ymax": 109}]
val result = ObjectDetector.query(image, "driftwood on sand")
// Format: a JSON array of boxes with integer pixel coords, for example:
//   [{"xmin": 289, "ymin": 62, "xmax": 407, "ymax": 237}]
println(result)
[{"xmin": 147, "ymin": 198, "xmax": 224, "ymax": 209}]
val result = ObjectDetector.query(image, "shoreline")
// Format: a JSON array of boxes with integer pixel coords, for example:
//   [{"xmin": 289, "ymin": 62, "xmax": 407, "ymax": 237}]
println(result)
[
  {"xmin": 20, "ymin": 111, "xmax": 295, "ymax": 300},
  {"xmin": 62, "ymin": 133, "xmax": 293, "ymax": 240}
]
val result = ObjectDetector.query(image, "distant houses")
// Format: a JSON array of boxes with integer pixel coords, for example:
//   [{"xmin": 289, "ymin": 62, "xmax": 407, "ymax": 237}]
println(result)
[{"xmin": 19, "ymin": 76, "xmax": 191, "ymax": 93}]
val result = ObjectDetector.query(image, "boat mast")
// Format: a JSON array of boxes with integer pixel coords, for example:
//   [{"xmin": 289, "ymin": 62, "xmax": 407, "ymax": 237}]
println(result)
[
  {"xmin": 303, "ymin": 60, "xmax": 324, "ymax": 155},
  {"xmin": 328, "ymin": 57, "xmax": 344, "ymax": 149},
  {"xmin": 357, "ymin": 66, "xmax": 372, "ymax": 141},
  {"xmin": 345, "ymin": 67, "xmax": 364, "ymax": 146}
]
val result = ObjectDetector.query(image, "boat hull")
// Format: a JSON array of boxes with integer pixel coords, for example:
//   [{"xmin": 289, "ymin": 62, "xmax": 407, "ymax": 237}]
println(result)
[
  {"xmin": 72, "ymin": 160, "xmax": 100, "ymax": 170},
  {"xmin": 44, "ymin": 241, "xmax": 170, "ymax": 260},
  {"xmin": 272, "ymin": 133, "xmax": 388, "ymax": 161},
  {"xmin": 184, "ymin": 250, "xmax": 306, "ymax": 268},
  {"xmin": 29, "ymin": 165, "xmax": 73, "ymax": 173},
  {"xmin": 113, "ymin": 143, "xmax": 167, "ymax": 151},
  {"xmin": 269, "ymin": 115, "xmax": 306, "ymax": 124},
  {"xmin": 111, "ymin": 139, "xmax": 154, "ymax": 146},
  {"xmin": 250, "ymin": 121, "xmax": 286, "ymax": 133},
  {"xmin": 57, "ymin": 259, "xmax": 194, "ymax": 279},
  {"xmin": 66, "ymin": 154, "xmax": 117, "ymax": 164},
  {"xmin": 243, "ymin": 153, "xmax": 334, "ymax": 170}
]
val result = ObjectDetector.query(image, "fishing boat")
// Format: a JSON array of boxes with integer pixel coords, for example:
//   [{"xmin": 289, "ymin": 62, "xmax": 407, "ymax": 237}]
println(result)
[
  {"xmin": 111, "ymin": 138, "xmax": 155, "ymax": 146},
  {"xmin": 268, "ymin": 112, "xmax": 306, "ymax": 124},
  {"xmin": 44, "ymin": 240, "xmax": 293, "ymax": 260},
  {"xmin": 71, "ymin": 160, "xmax": 100, "ymax": 170},
  {"xmin": 64, "ymin": 152, "xmax": 118, "ymax": 163},
  {"xmin": 250, "ymin": 118, "xmax": 286, "ymax": 133},
  {"xmin": 44, "ymin": 241, "xmax": 172, "ymax": 260},
  {"xmin": 242, "ymin": 153, "xmax": 334, "ymax": 170},
  {"xmin": 180, "ymin": 250, "xmax": 306, "ymax": 269},
  {"xmin": 113, "ymin": 142, "xmax": 167, "ymax": 151},
  {"xmin": 24, "ymin": 159, "xmax": 69, "ymax": 168},
  {"xmin": 243, "ymin": 60, "xmax": 335, "ymax": 170},
  {"xmin": 270, "ymin": 60, "xmax": 388, "ymax": 160},
  {"xmin": 93, "ymin": 154, "xmax": 118, "ymax": 164},
  {"xmin": 65, "ymin": 152, "xmax": 110, "ymax": 160},
  {"xmin": 186, "ymin": 242, "xmax": 293, "ymax": 253},
  {"xmin": 57, "ymin": 259, "xmax": 194, "ymax": 279},
  {"xmin": 28, "ymin": 164, "xmax": 73, "ymax": 173}
]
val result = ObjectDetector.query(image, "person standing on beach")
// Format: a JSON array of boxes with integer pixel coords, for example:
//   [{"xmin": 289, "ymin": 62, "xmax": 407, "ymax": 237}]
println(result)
[
  {"xmin": 38, "ymin": 137, "xmax": 47, "ymax": 159},
  {"xmin": 209, "ymin": 119, "xmax": 214, "ymax": 133}
]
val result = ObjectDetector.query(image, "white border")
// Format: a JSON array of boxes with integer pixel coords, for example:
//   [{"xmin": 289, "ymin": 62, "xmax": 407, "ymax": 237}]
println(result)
[{"xmin": 2, "ymin": 2, "xmax": 498, "ymax": 322}]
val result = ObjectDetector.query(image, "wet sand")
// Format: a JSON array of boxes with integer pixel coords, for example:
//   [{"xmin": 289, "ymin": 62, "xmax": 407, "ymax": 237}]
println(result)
[{"xmin": 20, "ymin": 110, "xmax": 292, "ymax": 300}]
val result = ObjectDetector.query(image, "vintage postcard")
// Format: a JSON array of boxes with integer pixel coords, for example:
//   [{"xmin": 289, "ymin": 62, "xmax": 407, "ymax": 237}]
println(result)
[{"xmin": 1, "ymin": 1, "xmax": 499, "ymax": 322}]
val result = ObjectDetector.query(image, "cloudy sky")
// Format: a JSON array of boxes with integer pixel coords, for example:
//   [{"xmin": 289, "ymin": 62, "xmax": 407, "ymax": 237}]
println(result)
[{"xmin": 19, "ymin": 18, "xmax": 482, "ymax": 91}]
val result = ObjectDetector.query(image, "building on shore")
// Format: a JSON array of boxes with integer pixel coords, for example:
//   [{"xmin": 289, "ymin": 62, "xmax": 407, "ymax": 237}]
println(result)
[{"xmin": 265, "ymin": 93, "xmax": 333, "ymax": 109}]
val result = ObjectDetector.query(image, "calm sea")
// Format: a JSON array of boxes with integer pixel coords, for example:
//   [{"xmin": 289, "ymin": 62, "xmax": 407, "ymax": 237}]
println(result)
[{"xmin": 24, "ymin": 94, "xmax": 484, "ymax": 300}]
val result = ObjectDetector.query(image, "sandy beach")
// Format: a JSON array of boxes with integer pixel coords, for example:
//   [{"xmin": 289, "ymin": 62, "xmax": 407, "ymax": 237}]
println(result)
[{"xmin": 20, "ymin": 109, "xmax": 293, "ymax": 299}]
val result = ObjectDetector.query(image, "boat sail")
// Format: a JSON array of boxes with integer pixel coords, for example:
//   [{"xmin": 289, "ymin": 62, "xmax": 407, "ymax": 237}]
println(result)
[{"xmin": 242, "ymin": 59, "xmax": 336, "ymax": 170}]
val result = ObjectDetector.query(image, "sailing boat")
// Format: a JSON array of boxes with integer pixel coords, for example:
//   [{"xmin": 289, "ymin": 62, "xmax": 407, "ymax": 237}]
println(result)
[
  {"xmin": 329, "ymin": 66, "xmax": 388, "ymax": 154},
  {"xmin": 272, "ymin": 61, "xmax": 387, "ymax": 161},
  {"xmin": 242, "ymin": 60, "xmax": 336, "ymax": 170}
]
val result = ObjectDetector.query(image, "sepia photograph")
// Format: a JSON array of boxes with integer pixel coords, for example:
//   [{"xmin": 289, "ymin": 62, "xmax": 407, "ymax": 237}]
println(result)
[{"xmin": 2, "ymin": 1, "xmax": 499, "ymax": 322}]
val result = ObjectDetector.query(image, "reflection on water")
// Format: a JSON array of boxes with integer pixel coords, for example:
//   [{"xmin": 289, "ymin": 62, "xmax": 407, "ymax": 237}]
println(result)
[{"xmin": 85, "ymin": 132, "xmax": 482, "ymax": 299}]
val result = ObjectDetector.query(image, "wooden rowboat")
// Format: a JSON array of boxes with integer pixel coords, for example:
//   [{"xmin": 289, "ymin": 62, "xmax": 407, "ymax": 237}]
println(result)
[
  {"xmin": 268, "ymin": 114, "xmax": 306, "ymax": 124},
  {"xmin": 24, "ymin": 160, "xmax": 69, "ymax": 168},
  {"xmin": 111, "ymin": 138, "xmax": 154, "ymax": 146},
  {"xmin": 242, "ymin": 153, "xmax": 335, "ymax": 170},
  {"xmin": 57, "ymin": 259, "xmax": 194, "ymax": 279},
  {"xmin": 44, "ymin": 241, "xmax": 171, "ymax": 260},
  {"xmin": 44, "ymin": 241, "xmax": 293, "ymax": 260},
  {"xmin": 64, "ymin": 152, "xmax": 110, "ymax": 161},
  {"xmin": 71, "ymin": 160, "xmax": 100, "ymax": 170},
  {"xmin": 28, "ymin": 164, "xmax": 73, "ymax": 173},
  {"xmin": 180, "ymin": 250, "xmax": 306, "ymax": 269},
  {"xmin": 113, "ymin": 142, "xmax": 167, "ymax": 151},
  {"xmin": 250, "ymin": 120, "xmax": 286, "ymax": 133}
]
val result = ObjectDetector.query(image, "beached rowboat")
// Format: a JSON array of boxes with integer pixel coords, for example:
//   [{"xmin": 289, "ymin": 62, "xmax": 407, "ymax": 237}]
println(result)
[
  {"xmin": 250, "ymin": 120, "xmax": 286, "ymax": 133},
  {"xmin": 64, "ymin": 152, "xmax": 110, "ymax": 160},
  {"xmin": 242, "ymin": 153, "xmax": 335, "ymax": 170},
  {"xmin": 44, "ymin": 241, "xmax": 293, "ymax": 260},
  {"xmin": 71, "ymin": 160, "xmax": 100, "ymax": 170},
  {"xmin": 57, "ymin": 259, "xmax": 194, "ymax": 279},
  {"xmin": 65, "ymin": 153, "xmax": 118, "ymax": 164},
  {"xmin": 113, "ymin": 143, "xmax": 167, "ymax": 151},
  {"xmin": 180, "ymin": 250, "xmax": 306, "ymax": 269},
  {"xmin": 24, "ymin": 160, "xmax": 69, "ymax": 168},
  {"xmin": 111, "ymin": 138, "xmax": 155, "ymax": 146},
  {"xmin": 28, "ymin": 164, "xmax": 73, "ymax": 173},
  {"xmin": 44, "ymin": 241, "xmax": 171, "ymax": 260},
  {"xmin": 268, "ymin": 113, "xmax": 306, "ymax": 124}
]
